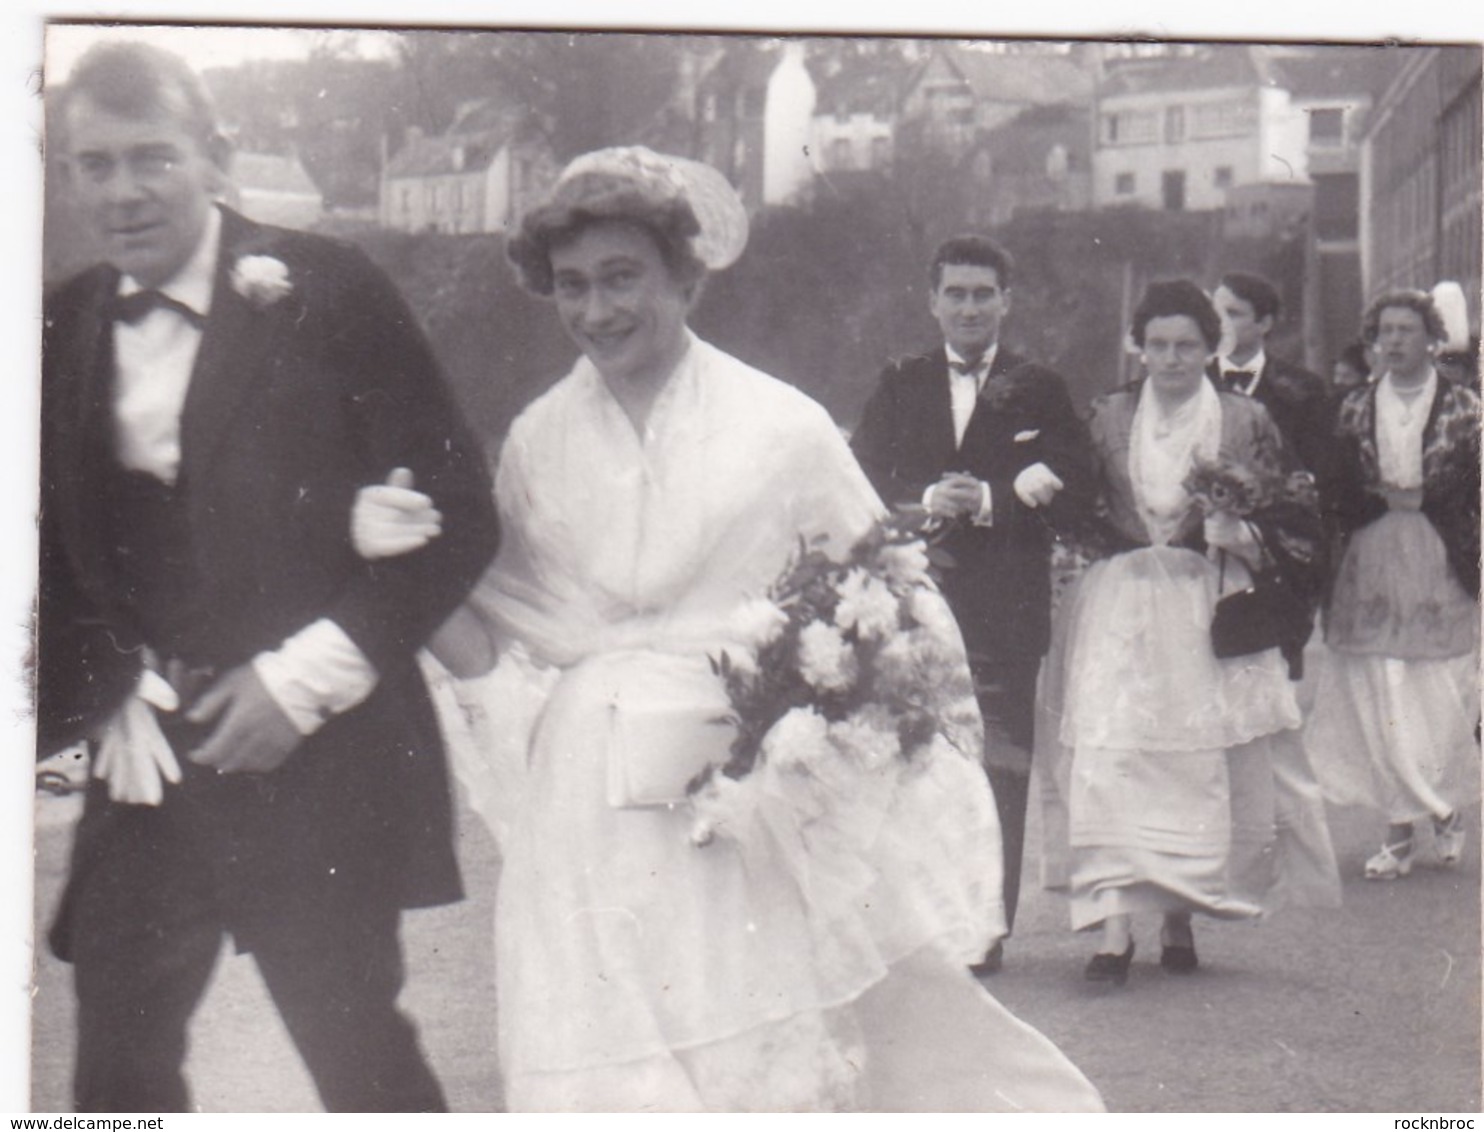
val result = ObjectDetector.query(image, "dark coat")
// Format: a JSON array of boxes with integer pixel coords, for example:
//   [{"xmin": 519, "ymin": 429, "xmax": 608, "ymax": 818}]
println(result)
[
  {"xmin": 1208, "ymin": 354, "xmax": 1334, "ymax": 480},
  {"xmin": 850, "ymin": 346, "xmax": 1095, "ymax": 666},
  {"xmin": 39, "ymin": 207, "xmax": 500, "ymax": 945}
]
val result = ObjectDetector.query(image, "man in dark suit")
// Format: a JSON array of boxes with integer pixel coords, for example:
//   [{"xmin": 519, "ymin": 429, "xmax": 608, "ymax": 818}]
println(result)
[
  {"xmin": 1207, "ymin": 272, "xmax": 1343, "ymax": 908},
  {"xmin": 39, "ymin": 41, "xmax": 499, "ymax": 1112},
  {"xmin": 1209, "ymin": 271, "xmax": 1333, "ymax": 479},
  {"xmin": 851, "ymin": 235, "xmax": 1093, "ymax": 971}
]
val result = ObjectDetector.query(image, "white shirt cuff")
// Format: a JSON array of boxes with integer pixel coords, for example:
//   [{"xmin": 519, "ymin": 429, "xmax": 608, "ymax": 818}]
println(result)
[
  {"xmin": 252, "ymin": 619, "xmax": 379, "ymax": 736},
  {"xmin": 971, "ymin": 481, "xmax": 994, "ymax": 526}
]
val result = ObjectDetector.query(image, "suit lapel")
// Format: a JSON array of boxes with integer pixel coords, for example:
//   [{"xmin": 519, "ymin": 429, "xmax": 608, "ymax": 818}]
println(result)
[
  {"xmin": 51, "ymin": 271, "xmax": 123, "ymax": 583},
  {"xmin": 923, "ymin": 348, "xmax": 958, "ymax": 455},
  {"xmin": 178, "ymin": 210, "xmax": 278, "ymax": 492},
  {"xmin": 959, "ymin": 346, "xmax": 1021, "ymax": 452}
]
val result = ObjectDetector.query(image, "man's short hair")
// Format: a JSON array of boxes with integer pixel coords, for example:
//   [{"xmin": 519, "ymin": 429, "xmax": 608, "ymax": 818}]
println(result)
[
  {"xmin": 930, "ymin": 234, "xmax": 1014, "ymax": 291},
  {"xmin": 1219, "ymin": 271, "xmax": 1282, "ymax": 324},
  {"xmin": 54, "ymin": 40, "xmax": 229, "ymax": 170}
]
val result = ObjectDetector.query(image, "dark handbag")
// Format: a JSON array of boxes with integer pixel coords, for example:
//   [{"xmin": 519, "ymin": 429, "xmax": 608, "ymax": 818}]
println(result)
[{"xmin": 1210, "ymin": 534, "xmax": 1306, "ymax": 661}]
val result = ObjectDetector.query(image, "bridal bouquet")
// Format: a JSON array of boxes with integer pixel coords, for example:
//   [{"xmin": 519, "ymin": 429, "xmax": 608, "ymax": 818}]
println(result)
[
  {"xmin": 1183, "ymin": 456, "xmax": 1275, "ymax": 517},
  {"xmin": 1182, "ymin": 456, "xmax": 1320, "ymax": 517},
  {"xmin": 688, "ymin": 511, "xmax": 980, "ymax": 846}
]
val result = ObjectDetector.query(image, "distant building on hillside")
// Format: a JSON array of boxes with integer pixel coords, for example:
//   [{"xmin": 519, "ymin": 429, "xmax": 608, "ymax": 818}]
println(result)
[
  {"xmin": 898, "ymin": 43, "xmax": 1094, "ymax": 161},
  {"xmin": 1092, "ymin": 45, "xmax": 1311, "ymax": 212},
  {"xmin": 229, "ymin": 151, "xmax": 324, "ymax": 229},
  {"xmin": 811, "ymin": 54, "xmax": 901, "ymax": 174},
  {"xmin": 694, "ymin": 39, "xmax": 817, "ymax": 209},
  {"xmin": 379, "ymin": 100, "xmax": 556, "ymax": 235}
]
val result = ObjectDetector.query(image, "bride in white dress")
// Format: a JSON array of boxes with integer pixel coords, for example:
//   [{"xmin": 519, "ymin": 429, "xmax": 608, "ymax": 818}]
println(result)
[{"xmin": 353, "ymin": 147, "xmax": 1104, "ymax": 1113}]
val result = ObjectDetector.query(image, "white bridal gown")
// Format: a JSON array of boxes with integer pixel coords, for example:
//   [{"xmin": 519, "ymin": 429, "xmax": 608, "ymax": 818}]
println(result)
[{"xmin": 429, "ymin": 332, "xmax": 1105, "ymax": 1112}]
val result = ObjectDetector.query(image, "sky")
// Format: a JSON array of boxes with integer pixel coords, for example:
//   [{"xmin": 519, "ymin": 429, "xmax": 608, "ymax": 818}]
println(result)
[
  {"xmin": 43, "ymin": 22, "xmax": 399, "ymax": 81},
  {"xmin": 4, "ymin": 0, "xmax": 1482, "ymax": 1118}
]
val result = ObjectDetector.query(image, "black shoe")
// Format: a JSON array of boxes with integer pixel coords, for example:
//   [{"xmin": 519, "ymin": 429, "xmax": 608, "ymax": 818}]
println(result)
[
  {"xmin": 1084, "ymin": 941, "xmax": 1134, "ymax": 985},
  {"xmin": 970, "ymin": 940, "xmax": 1004, "ymax": 977},
  {"xmin": 1159, "ymin": 943, "xmax": 1198, "ymax": 974}
]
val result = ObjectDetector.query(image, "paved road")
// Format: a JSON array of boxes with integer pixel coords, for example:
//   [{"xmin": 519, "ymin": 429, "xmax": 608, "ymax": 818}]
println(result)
[{"xmin": 27, "ymin": 774, "xmax": 1481, "ymax": 1113}]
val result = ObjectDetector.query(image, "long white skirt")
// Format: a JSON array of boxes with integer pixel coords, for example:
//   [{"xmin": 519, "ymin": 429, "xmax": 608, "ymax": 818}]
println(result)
[
  {"xmin": 1305, "ymin": 511, "xmax": 1480, "ymax": 823},
  {"xmin": 1038, "ymin": 546, "xmax": 1339, "ymax": 928},
  {"xmin": 430, "ymin": 650, "xmax": 1105, "ymax": 1112}
]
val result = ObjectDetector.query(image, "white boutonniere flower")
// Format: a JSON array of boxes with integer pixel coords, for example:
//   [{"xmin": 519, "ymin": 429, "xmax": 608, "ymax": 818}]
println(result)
[
  {"xmin": 1014, "ymin": 429, "xmax": 1042, "ymax": 443},
  {"xmin": 230, "ymin": 255, "xmax": 293, "ymax": 308}
]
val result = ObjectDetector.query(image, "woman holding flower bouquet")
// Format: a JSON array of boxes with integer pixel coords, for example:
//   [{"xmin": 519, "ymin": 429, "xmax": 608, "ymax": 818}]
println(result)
[
  {"xmin": 1036, "ymin": 280, "xmax": 1340, "ymax": 984},
  {"xmin": 1304, "ymin": 290, "xmax": 1480, "ymax": 880},
  {"xmin": 352, "ymin": 148, "xmax": 1102, "ymax": 1111}
]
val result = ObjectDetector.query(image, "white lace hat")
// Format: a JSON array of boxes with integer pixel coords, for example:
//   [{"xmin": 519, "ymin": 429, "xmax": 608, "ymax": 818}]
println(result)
[{"xmin": 555, "ymin": 146, "xmax": 749, "ymax": 271}]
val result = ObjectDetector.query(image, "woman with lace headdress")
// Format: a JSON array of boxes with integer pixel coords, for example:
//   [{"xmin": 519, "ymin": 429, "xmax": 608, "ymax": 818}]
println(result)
[
  {"xmin": 352, "ymin": 147, "xmax": 1103, "ymax": 1112},
  {"xmin": 1036, "ymin": 280, "xmax": 1340, "ymax": 986},
  {"xmin": 1305, "ymin": 289, "xmax": 1480, "ymax": 880}
]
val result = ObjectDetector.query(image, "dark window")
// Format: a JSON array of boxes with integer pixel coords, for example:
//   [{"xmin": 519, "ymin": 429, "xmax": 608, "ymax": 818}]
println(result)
[
  {"xmin": 1162, "ymin": 169, "xmax": 1186, "ymax": 211},
  {"xmin": 1309, "ymin": 107, "xmax": 1345, "ymax": 144},
  {"xmin": 1214, "ymin": 165, "xmax": 1234, "ymax": 189},
  {"xmin": 1115, "ymin": 171, "xmax": 1135, "ymax": 194}
]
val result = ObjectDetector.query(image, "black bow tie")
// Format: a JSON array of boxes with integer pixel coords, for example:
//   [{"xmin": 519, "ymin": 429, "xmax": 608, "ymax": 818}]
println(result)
[
  {"xmin": 110, "ymin": 289, "xmax": 205, "ymax": 329},
  {"xmin": 949, "ymin": 358, "xmax": 988, "ymax": 377},
  {"xmin": 1222, "ymin": 369, "xmax": 1256, "ymax": 393}
]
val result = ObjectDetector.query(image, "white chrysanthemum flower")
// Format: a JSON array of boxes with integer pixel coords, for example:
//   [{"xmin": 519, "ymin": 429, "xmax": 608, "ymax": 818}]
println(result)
[
  {"xmin": 828, "ymin": 706, "xmax": 901, "ymax": 772},
  {"xmin": 729, "ymin": 598, "xmax": 789, "ymax": 647},
  {"xmin": 797, "ymin": 621, "xmax": 858, "ymax": 692},
  {"xmin": 833, "ymin": 569, "xmax": 901, "ymax": 641},
  {"xmin": 878, "ymin": 541, "xmax": 931, "ymax": 590},
  {"xmin": 908, "ymin": 587, "xmax": 961, "ymax": 641},
  {"xmin": 762, "ymin": 706, "xmax": 833, "ymax": 774},
  {"xmin": 873, "ymin": 630, "xmax": 923, "ymax": 694},
  {"xmin": 230, "ymin": 254, "xmax": 293, "ymax": 307}
]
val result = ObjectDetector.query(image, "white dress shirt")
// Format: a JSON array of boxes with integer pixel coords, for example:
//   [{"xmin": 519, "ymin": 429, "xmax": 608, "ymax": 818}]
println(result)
[
  {"xmin": 1216, "ymin": 348, "xmax": 1267, "ymax": 396},
  {"xmin": 923, "ymin": 342, "xmax": 996, "ymax": 525},
  {"xmin": 110, "ymin": 207, "xmax": 375, "ymax": 737}
]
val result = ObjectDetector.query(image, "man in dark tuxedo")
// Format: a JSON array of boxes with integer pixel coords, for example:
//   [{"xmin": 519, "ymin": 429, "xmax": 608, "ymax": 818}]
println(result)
[
  {"xmin": 1209, "ymin": 271, "xmax": 1333, "ymax": 479},
  {"xmin": 1207, "ymin": 272, "xmax": 1343, "ymax": 908},
  {"xmin": 39, "ymin": 42, "xmax": 499, "ymax": 1112},
  {"xmin": 851, "ymin": 235, "xmax": 1093, "ymax": 971}
]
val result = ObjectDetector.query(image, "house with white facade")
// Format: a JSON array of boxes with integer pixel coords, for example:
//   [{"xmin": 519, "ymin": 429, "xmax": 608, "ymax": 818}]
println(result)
[
  {"xmin": 379, "ymin": 100, "xmax": 555, "ymax": 235},
  {"xmin": 810, "ymin": 57, "xmax": 902, "ymax": 174},
  {"xmin": 1092, "ymin": 46, "xmax": 1310, "ymax": 212}
]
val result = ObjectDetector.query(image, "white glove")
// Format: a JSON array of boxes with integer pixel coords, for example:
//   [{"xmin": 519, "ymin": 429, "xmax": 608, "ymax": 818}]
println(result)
[
  {"xmin": 352, "ymin": 467, "xmax": 443, "ymax": 560},
  {"xmin": 1013, "ymin": 462, "xmax": 1064, "ymax": 508},
  {"xmin": 91, "ymin": 670, "xmax": 182, "ymax": 806}
]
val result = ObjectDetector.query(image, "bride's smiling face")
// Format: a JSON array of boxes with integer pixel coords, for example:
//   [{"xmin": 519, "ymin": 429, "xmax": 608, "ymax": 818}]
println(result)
[{"xmin": 549, "ymin": 220, "xmax": 694, "ymax": 385}]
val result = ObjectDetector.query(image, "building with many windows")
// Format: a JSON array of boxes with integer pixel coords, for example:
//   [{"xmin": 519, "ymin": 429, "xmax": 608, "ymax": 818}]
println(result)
[
  {"xmin": 1092, "ymin": 46, "xmax": 1311, "ymax": 212},
  {"xmin": 1361, "ymin": 44, "xmax": 1482, "ymax": 337}
]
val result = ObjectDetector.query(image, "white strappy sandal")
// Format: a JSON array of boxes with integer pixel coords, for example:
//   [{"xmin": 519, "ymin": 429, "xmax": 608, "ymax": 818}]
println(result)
[{"xmin": 1364, "ymin": 838, "xmax": 1415, "ymax": 880}]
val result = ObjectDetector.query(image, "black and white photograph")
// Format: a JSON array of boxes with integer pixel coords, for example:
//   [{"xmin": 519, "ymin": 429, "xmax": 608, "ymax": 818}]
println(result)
[{"xmin": 9, "ymin": 2, "xmax": 1484, "ymax": 1115}]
